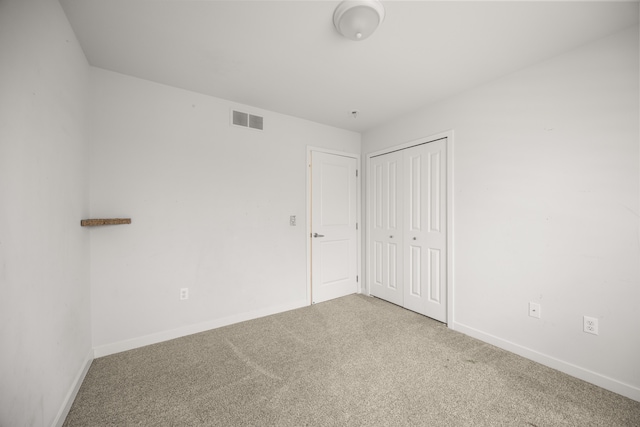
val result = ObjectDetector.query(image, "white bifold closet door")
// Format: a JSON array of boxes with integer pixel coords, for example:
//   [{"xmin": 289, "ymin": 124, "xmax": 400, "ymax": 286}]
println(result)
[{"xmin": 369, "ymin": 139, "xmax": 447, "ymax": 322}]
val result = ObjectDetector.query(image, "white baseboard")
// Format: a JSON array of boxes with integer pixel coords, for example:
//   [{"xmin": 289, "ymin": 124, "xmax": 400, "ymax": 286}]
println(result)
[
  {"xmin": 93, "ymin": 299, "xmax": 309, "ymax": 358},
  {"xmin": 52, "ymin": 348, "xmax": 94, "ymax": 427},
  {"xmin": 453, "ymin": 321, "xmax": 640, "ymax": 402}
]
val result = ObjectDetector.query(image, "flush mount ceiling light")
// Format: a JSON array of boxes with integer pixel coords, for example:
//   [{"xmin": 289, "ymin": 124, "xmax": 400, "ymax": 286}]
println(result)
[{"xmin": 333, "ymin": 0, "xmax": 385, "ymax": 41}]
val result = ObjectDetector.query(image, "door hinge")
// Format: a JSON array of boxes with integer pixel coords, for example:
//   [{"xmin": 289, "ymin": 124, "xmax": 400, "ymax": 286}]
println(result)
[
  {"xmin": 356, "ymin": 223, "xmax": 358, "ymax": 230},
  {"xmin": 356, "ymin": 169, "xmax": 358, "ymax": 177},
  {"xmin": 356, "ymin": 275, "xmax": 359, "ymax": 282}
]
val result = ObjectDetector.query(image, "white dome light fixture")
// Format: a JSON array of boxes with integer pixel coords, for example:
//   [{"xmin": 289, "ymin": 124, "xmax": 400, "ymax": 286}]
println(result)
[{"xmin": 333, "ymin": 0, "xmax": 385, "ymax": 41}]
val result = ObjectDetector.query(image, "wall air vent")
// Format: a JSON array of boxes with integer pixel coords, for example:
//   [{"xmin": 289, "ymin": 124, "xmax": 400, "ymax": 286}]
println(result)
[{"xmin": 231, "ymin": 109, "xmax": 264, "ymax": 131}]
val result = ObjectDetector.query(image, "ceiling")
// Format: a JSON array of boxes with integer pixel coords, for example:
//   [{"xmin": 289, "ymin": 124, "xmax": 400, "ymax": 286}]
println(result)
[{"xmin": 59, "ymin": 0, "xmax": 639, "ymax": 133}]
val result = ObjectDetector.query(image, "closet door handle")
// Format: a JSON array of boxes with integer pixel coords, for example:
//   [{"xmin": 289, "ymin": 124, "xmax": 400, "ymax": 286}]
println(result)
[
  {"xmin": 313, "ymin": 233, "xmax": 325, "ymax": 238},
  {"xmin": 389, "ymin": 235, "xmax": 394, "ymax": 238}
]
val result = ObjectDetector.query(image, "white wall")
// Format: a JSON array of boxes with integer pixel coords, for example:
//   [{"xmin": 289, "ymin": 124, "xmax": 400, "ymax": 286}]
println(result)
[
  {"xmin": 0, "ymin": 0, "xmax": 92, "ymax": 426},
  {"xmin": 363, "ymin": 26, "xmax": 640, "ymax": 400},
  {"xmin": 89, "ymin": 68, "xmax": 360, "ymax": 354}
]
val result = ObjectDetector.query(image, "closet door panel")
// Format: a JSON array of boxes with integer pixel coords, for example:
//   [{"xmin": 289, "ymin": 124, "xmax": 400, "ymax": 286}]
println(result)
[
  {"xmin": 403, "ymin": 141, "xmax": 447, "ymax": 321},
  {"xmin": 403, "ymin": 145, "xmax": 426, "ymax": 314},
  {"xmin": 369, "ymin": 152, "xmax": 403, "ymax": 305}
]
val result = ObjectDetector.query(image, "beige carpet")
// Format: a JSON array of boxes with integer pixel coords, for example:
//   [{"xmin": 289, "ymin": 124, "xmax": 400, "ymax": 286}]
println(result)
[{"xmin": 64, "ymin": 294, "xmax": 640, "ymax": 426}]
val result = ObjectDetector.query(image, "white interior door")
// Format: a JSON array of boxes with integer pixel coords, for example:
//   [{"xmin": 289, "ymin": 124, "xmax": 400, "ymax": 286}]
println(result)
[
  {"xmin": 311, "ymin": 151, "xmax": 358, "ymax": 304},
  {"xmin": 369, "ymin": 151, "xmax": 403, "ymax": 306}
]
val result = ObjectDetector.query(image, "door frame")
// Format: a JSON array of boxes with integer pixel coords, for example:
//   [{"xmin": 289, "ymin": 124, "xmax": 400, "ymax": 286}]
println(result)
[
  {"xmin": 307, "ymin": 146, "xmax": 362, "ymax": 306},
  {"xmin": 365, "ymin": 130, "xmax": 455, "ymax": 327}
]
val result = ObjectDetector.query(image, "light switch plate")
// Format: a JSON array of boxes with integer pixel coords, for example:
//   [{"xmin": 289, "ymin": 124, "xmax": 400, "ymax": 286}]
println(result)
[{"xmin": 529, "ymin": 302, "xmax": 541, "ymax": 319}]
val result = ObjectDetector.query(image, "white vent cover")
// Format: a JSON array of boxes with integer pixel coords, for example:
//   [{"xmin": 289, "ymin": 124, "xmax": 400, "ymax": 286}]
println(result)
[{"xmin": 231, "ymin": 110, "xmax": 264, "ymax": 131}]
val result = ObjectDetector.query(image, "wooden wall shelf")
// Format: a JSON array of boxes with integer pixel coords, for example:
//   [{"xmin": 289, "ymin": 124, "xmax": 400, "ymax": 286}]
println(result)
[{"xmin": 81, "ymin": 218, "xmax": 131, "ymax": 227}]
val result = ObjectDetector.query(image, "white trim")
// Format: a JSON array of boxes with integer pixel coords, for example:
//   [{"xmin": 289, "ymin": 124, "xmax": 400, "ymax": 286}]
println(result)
[
  {"xmin": 52, "ymin": 348, "xmax": 94, "ymax": 427},
  {"xmin": 454, "ymin": 321, "xmax": 640, "ymax": 402},
  {"xmin": 364, "ymin": 130, "xmax": 455, "ymax": 327},
  {"xmin": 306, "ymin": 146, "xmax": 362, "ymax": 305},
  {"xmin": 446, "ymin": 131, "xmax": 455, "ymax": 329},
  {"xmin": 306, "ymin": 149, "xmax": 312, "ymax": 305},
  {"xmin": 93, "ymin": 299, "xmax": 307, "ymax": 358}
]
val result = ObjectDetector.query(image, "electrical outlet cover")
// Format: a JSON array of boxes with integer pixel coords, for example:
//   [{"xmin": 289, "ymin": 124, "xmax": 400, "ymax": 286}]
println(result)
[{"xmin": 583, "ymin": 316, "xmax": 598, "ymax": 335}]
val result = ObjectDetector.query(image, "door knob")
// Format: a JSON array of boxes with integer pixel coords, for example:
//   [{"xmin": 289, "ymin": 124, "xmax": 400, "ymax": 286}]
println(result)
[
  {"xmin": 313, "ymin": 233, "xmax": 325, "ymax": 238},
  {"xmin": 389, "ymin": 235, "xmax": 394, "ymax": 238},
  {"xmin": 413, "ymin": 237, "xmax": 417, "ymax": 240}
]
